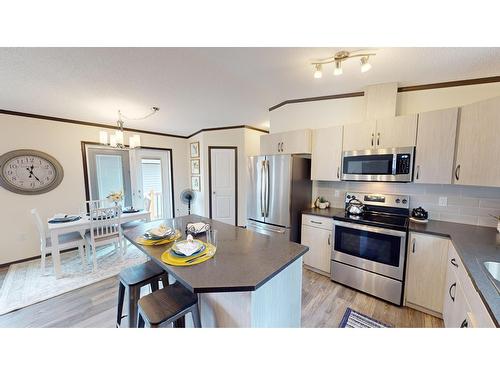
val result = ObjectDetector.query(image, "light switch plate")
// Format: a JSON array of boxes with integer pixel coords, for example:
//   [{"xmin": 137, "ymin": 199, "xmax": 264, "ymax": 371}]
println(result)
[
  {"xmin": 334, "ymin": 190, "xmax": 340, "ymax": 198},
  {"xmin": 438, "ymin": 196, "xmax": 448, "ymax": 206}
]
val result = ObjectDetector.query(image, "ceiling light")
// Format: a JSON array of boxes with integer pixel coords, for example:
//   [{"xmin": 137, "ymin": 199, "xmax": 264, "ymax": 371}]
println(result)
[
  {"xmin": 333, "ymin": 60, "xmax": 343, "ymax": 76},
  {"xmin": 360, "ymin": 56, "xmax": 372, "ymax": 73},
  {"xmin": 313, "ymin": 64, "xmax": 322, "ymax": 79}
]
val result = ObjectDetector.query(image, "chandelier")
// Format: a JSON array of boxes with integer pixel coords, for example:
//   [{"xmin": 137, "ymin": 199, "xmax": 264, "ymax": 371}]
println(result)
[
  {"xmin": 99, "ymin": 106, "xmax": 160, "ymax": 149},
  {"xmin": 311, "ymin": 50, "xmax": 376, "ymax": 78}
]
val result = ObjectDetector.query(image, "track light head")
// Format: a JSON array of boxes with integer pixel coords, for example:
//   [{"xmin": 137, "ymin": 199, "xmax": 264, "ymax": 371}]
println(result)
[
  {"xmin": 360, "ymin": 56, "xmax": 372, "ymax": 73},
  {"xmin": 313, "ymin": 64, "xmax": 322, "ymax": 79},
  {"xmin": 333, "ymin": 60, "xmax": 343, "ymax": 76}
]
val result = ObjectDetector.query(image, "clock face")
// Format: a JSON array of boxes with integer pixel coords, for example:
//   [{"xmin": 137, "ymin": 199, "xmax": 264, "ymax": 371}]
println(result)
[{"xmin": 0, "ymin": 150, "xmax": 64, "ymax": 195}]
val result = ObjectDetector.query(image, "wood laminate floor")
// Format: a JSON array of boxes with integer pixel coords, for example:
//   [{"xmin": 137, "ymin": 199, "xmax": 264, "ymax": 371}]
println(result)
[{"xmin": 0, "ymin": 266, "xmax": 443, "ymax": 328}]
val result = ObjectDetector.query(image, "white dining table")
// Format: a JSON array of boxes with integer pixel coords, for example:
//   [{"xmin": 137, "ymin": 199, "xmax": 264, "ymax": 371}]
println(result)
[{"xmin": 47, "ymin": 211, "xmax": 151, "ymax": 278}]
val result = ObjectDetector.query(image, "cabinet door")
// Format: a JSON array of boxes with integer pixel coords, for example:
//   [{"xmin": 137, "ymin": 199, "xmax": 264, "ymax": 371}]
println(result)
[
  {"xmin": 414, "ymin": 108, "xmax": 458, "ymax": 184},
  {"xmin": 311, "ymin": 126, "xmax": 343, "ymax": 181},
  {"xmin": 405, "ymin": 233, "xmax": 449, "ymax": 314},
  {"xmin": 455, "ymin": 96, "xmax": 500, "ymax": 187},
  {"xmin": 375, "ymin": 114, "xmax": 417, "ymax": 148},
  {"xmin": 281, "ymin": 129, "xmax": 312, "ymax": 154},
  {"xmin": 301, "ymin": 224, "xmax": 332, "ymax": 274},
  {"xmin": 342, "ymin": 120, "xmax": 376, "ymax": 151},
  {"xmin": 442, "ymin": 259, "xmax": 458, "ymax": 327},
  {"xmin": 260, "ymin": 133, "xmax": 282, "ymax": 155}
]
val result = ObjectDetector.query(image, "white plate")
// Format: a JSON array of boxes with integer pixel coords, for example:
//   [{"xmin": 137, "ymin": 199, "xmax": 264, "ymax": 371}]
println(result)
[{"xmin": 172, "ymin": 239, "xmax": 204, "ymax": 256}]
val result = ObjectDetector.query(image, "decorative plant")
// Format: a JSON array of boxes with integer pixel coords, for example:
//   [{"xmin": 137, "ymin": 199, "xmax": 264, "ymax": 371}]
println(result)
[
  {"xmin": 107, "ymin": 191, "xmax": 123, "ymax": 204},
  {"xmin": 319, "ymin": 196, "xmax": 327, "ymax": 203}
]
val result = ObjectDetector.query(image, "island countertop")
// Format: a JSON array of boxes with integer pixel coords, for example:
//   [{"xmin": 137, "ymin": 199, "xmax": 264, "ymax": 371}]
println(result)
[{"xmin": 123, "ymin": 215, "xmax": 309, "ymax": 294}]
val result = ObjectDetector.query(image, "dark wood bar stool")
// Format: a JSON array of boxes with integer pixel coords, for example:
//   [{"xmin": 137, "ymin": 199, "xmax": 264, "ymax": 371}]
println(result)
[
  {"xmin": 116, "ymin": 260, "xmax": 167, "ymax": 328},
  {"xmin": 137, "ymin": 282, "xmax": 202, "ymax": 328}
]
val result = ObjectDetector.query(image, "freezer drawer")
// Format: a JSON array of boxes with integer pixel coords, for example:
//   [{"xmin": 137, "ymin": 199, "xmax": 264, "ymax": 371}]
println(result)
[{"xmin": 246, "ymin": 220, "xmax": 291, "ymax": 239}]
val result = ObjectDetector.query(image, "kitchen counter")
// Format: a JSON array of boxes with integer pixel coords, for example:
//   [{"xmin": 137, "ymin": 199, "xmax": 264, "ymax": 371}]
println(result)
[
  {"xmin": 302, "ymin": 208, "xmax": 499, "ymax": 326},
  {"xmin": 124, "ymin": 215, "xmax": 308, "ymax": 327},
  {"xmin": 409, "ymin": 220, "xmax": 500, "ymax": 327}
]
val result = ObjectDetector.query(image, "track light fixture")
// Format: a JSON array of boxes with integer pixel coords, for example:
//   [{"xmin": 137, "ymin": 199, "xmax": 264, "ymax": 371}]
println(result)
[{"xmin": 311, "ymin": 50, "xmax": 375, "ymax": 78}]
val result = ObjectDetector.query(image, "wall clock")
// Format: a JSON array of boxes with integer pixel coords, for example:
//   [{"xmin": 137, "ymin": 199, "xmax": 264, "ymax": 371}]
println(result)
[{"xmin": 0, "ymin": 149, "xmax": 64, "ymax": 195}]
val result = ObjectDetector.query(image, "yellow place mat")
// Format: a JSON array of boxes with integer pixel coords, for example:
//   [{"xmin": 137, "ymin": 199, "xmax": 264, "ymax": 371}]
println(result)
[
  {"xmin": 161, "ymin": 242, "xmax": 216, "ymax": 266},
  {"xmin": 135, "ymin": 230, "xmax": 182, "ymax": 246}
]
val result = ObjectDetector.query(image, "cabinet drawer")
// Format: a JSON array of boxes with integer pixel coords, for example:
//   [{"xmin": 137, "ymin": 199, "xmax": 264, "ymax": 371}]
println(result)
[{"xmin": 302, "ymin": 214, "xmax": 334, "ymax": 230}]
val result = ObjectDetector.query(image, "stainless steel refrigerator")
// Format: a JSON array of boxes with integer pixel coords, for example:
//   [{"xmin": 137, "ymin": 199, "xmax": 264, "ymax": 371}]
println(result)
[{"xmin": 247, "ymin": 154, "xmax": 312, "ymax": 242}]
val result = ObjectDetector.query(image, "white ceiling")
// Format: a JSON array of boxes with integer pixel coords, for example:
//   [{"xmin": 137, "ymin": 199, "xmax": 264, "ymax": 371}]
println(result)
[{"xmin": 1, "ymin": 47, "xmax": 499, "ymax": 136}]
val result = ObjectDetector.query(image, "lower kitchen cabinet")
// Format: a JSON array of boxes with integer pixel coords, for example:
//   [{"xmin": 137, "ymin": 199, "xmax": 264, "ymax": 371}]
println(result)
[
  {"xmin": 301, "ymin": 215, "xmax": 333, "ymax": 275},
  {"xmin": 405, "ymin": 233, "xmax": 448, "ymax": 316}
]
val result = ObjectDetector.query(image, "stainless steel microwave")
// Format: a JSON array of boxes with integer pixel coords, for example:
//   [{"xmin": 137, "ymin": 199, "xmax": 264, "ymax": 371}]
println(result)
[{"xmin": 341, "ymin": 147, "xmax": 415, "ymax": 182}]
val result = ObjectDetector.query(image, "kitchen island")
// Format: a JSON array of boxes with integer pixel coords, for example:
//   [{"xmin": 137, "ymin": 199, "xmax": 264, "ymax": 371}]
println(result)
[{"xmin": 124, "ymin": 215, "xmax": 308, "ymax": 327}]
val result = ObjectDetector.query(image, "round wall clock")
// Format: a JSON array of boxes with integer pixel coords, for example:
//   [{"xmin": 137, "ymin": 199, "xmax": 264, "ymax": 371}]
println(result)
[{"xmin": 0, "ymin": 149, "xmax": 64, "ymax": 195}]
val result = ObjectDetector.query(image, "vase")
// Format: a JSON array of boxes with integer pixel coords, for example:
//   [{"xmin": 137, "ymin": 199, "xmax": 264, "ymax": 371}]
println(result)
[{"xmin": 318, "ymin": 202, "xmax": 327, "ymax": 209}]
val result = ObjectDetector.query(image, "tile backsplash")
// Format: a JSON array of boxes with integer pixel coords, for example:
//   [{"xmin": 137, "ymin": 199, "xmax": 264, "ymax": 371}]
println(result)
[{"xmin": 313, "ymin": 181, "xmax": 500, "ymax": 227}]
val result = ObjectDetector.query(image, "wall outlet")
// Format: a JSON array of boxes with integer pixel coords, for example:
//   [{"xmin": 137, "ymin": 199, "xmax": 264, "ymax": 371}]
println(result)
[
  {"xmin": 334, "ymin": 190, "xmax": 340, "ymax": 198},
  {"xmin": 438, "ymin": 196, "xmax": 448, "ymax": 206}
]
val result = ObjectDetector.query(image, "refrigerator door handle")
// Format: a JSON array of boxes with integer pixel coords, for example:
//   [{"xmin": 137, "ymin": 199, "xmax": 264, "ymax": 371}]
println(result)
[
  {"xmin": 260, "ymin": 160, "xmax": 266, "ymax": 217},
  {"xmin": 264, "ymin": 160, "xmax": 270, "ymax": 217}
]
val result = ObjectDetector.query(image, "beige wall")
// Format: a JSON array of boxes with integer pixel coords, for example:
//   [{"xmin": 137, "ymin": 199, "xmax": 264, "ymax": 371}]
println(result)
[{"xmin": 0, "ymin": 114, "xmax": 189, "ymax": 264}]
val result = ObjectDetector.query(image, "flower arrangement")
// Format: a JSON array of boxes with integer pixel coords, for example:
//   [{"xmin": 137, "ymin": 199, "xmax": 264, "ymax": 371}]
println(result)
[
  {"xmin": 314, "ymin": 196, "xmax": 330, "ymax": 209},
  {"xmin": 107, "ymin": 191, "xmax": 123, "ymax": 206}
]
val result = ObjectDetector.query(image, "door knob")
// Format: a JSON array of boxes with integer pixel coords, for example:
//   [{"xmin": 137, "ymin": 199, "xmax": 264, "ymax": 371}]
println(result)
[{"xmin": 213, "ymin": 191, "xmax": 216, "ymax": 195}]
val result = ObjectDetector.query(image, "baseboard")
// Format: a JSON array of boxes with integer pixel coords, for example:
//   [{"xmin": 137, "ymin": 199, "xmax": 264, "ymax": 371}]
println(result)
[
  {"xmin": 0, "ymin": 247, "xmax": 78, "ymax": 269},
  {"xmin": 404, "ymin": 301, "xmax": 443, "ymax": 319},
  {"xmin": 303, "ymin": 264, "xmax": 331, "ymax": 278}
]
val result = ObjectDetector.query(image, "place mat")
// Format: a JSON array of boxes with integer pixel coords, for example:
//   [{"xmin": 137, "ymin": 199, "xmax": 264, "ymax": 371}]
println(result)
[
  {"xmin": 48, "ymin": 216, "xmax": 81, "ymax": 224},
  {"xmin": 135, "ymin": 230, "xmax": 182, "ymax": 246},
  {"xmin": 161, "ymin": 242, "xmax": 216, "ymax": 266}
]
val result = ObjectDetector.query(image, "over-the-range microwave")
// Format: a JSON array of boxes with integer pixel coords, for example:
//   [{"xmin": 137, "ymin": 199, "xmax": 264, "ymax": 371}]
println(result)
[{"xmin": 341, "ymin": 146, "xmax": 415, "ymax": 182}]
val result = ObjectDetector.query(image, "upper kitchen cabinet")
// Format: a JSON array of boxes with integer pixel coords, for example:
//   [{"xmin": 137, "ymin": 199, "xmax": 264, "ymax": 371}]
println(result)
[
  {"xmin": 454, "ymin": 96, "xmax": 500, "ymax": 187},
  {"xmin": 260, "ymin": 129, "xmax": 311, "ymax": 155},
  {"xmin": 311, "ymin": 126, "xmax": 343, "ymax": 181},
  {"xmin": 342, "ymin": 120, "xmax": 376, "ymax": 151},
  {"xmin": 414, "ymin": 108, "xmax": 458, "ymax": 184},
  {"xmin": 342, "ymin": 115, "xmax": 417, "ymax": 151},
  {"xmin": 375, "ymin": 114, "xmax": 418, "ymax": 149}
]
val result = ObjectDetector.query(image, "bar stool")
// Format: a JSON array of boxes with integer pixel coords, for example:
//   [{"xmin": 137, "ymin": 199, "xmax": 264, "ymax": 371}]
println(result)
[
  {"xmin": 137, "ymin": 282, "xmax": 202, "ymax": 328},
  {"xmin": 116, "ymin": 260, "xmax": 167, "ymax": 328}
]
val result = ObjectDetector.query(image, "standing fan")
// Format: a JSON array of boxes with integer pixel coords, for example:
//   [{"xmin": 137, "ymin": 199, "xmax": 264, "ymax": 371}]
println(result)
[{"xmin": 180, "ymin": 189, "xmax": 195, "ymax": 215}]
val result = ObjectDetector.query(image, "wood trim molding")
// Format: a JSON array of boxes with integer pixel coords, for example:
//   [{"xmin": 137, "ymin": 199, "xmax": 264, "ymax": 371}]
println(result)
[
  {"xmin": 208, "ymin": 146, "xmax": 238, "ymax": 226},
  {"xmin": 0, "ymin": 109, "xmax": 268, "ymax": 138},
  {"xmin": 269, "ymin": 91, "xmax": 364, "ymax": 111},
  {"xmin": 268, "ymin": 75, "xmax": 500, "ymax": 111}
]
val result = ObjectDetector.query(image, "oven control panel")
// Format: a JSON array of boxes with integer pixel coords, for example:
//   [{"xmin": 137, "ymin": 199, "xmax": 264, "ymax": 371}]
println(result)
[{"xmin": 345, "ymin": 192, "xmax": 410, "ymax": 209}]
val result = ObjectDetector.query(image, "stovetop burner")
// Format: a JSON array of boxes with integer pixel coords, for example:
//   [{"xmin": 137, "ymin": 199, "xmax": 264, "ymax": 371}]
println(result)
[{"xmin": 334, "ymin": 211, "xmax": 409, "ymax": 231}]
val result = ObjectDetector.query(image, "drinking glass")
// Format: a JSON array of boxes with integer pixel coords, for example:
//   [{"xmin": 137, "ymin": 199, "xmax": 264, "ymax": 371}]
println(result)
[{"xmin": 206, "ymin": 229, "xmax": 218, "ymax": 249}]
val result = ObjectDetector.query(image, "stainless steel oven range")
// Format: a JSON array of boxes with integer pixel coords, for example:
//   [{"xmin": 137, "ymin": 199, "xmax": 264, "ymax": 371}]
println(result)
[{"xmin": 331, "ymin": 192, "xmax": 410, "ymax": 305}]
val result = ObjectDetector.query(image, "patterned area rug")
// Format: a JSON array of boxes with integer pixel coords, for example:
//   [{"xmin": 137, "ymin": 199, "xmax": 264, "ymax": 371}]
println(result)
[
  {"xmin": 0, "ymin": 245, "xmax": 147, "ymax": 316},
  {"xmin": 339, "ymin": 308, "xmax": 391, "ymax": 328}
]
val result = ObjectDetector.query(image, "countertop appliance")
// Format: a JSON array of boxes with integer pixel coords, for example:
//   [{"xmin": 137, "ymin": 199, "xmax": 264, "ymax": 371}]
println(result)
[
  {"xmin": 341, "ymin": 146, "xmax": 415, "ymax": 182},
  {"xmin": 247, "ymin": 154, "xmax": 312, "ymax": 242},
  {"xmin": 331, "ymin": 191, "xmax": 410, "ymax": 305}
]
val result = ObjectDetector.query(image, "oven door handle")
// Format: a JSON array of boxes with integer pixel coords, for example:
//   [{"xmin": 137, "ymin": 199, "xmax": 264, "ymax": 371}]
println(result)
[{"xmin": 333, "ymin": 220, "xmax": 407, "ymax": 238}]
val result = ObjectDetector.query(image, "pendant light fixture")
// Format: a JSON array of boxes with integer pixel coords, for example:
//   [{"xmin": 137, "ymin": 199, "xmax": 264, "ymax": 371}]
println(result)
[
  {"xmin": 311, "ymin": 50, "xmax": 376, "ymax": 78},
  {"xmin": 99, "ymin": 106, "xmax": 159, "ymax": 149}
]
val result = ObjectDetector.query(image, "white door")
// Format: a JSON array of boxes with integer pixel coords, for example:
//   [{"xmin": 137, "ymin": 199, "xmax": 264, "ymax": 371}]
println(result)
[
  {"xmin": 130, "ymin": 148, "xmax": 173, "ymax": 219},
  {"xmin": 210, "ymin": 148, "xmax": 236, "ymax": 225}
]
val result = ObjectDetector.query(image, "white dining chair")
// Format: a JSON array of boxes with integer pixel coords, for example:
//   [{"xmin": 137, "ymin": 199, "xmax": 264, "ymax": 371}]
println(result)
[
  {"xmin": 31, "ymin": 208, "xmax": 86, "ymax": 275},
  {"xmin": 85, "ymin": 203, "xmax": 123, "ymax": 272}
]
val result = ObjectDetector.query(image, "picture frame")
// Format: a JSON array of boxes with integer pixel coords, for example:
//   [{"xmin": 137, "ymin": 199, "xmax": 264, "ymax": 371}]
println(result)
[
  {"xmin": 190, "ymin": 142, "xmax": 200, "ymax": 158},
  {"xmin": 191, "ymin": 175, "xmax": 201, "ymax": 191},
  {"xmin": 191, "ymin": 159, "xmax": 200, "ymax": 175}
]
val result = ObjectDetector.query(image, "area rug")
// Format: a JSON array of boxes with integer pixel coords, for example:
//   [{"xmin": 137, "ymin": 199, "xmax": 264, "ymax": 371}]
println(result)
[
  {"xmin": 339, "ymin": 308, "xmax": 391, "ymax": 328},
  {"xmin": 0, "ymin": 245, "xmax": 147, "ymax": 316}
]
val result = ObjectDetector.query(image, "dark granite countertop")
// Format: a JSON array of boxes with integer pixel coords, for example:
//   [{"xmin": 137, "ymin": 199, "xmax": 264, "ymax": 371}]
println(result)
[
  {"xmin": 409, "ymin": 220, "xmax": 500, "ymax": 327},
  {"xmin": 302, "ymin": 207, "xmax": 346, "ymax": 218},
  {"xmin": 124, "ymin": 215, "xmax": 308, "ymax": 293}
]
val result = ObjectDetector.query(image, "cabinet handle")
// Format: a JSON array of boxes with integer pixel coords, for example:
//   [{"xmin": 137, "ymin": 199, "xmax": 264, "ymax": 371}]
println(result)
[
  {"xmin": 411, "ymin": 238, "xmax": 416, "ymax": 253},
  {"xmin": 455, "ymin": 164, "xmax": 461, "ymax": 181},
  {"xmin": 328, "ymin": 233, "xmax": 331, "ymax": 246},
  {"xmin": 371, "ymin": 133, "xmax": 374, "ymax": 147},
  {"xmin": 280, "ymin": 142, "xmax": 284, "ymax": 152},
  {"xmin": 277, "ymin": 143, "xmax": 280, "ymax": 152},
  {"xmin": 416, "ymin": 165, "xmax": 420, "ymax": 180},
  {"xmin": 310, "ymin": 220, "xmax": 323, "ymax": 225},
  {"xmin": 450, "ymin": 258, "xmax": 459, "ymax": 268},
  {"xmin": 377, "ymin": 132, "xmax": 380, "ymax": 146},
  {"xmin": 449, "ymin": 282, "xmax": 456, "ymax": 302},
  {"xmin": 460, "ymin": 319, "xmax": 468, "ymax": 328},
  {"xmin": 337, "ymin": 166, "xmax": 340, "ymax": 179}
]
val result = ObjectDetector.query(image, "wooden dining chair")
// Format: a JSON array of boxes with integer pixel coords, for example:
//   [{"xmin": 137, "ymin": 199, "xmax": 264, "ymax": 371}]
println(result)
[
  {"xmin": 85, "ymin": 203, "xmax": 123, "ymax": 272},
  {"xmin": 30, "ymin": 208, "xmax": 86, "ymax": 274}
]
